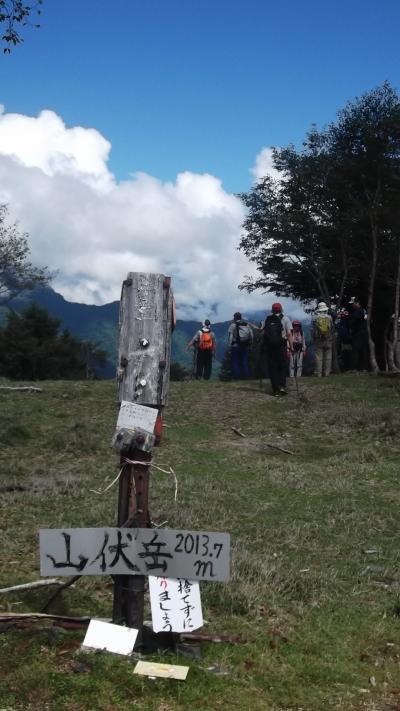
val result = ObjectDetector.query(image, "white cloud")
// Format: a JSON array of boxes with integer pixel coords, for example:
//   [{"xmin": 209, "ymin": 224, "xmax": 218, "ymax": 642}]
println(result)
[
  {"xmin": 0, "ymin": 109, "xmax": 112, "ymax": 190},
  {"xmin": 0, "ymin": 108, "xmax": 299, "ymax": 321},
  {"xmin": 250, "ymin": 146, "xmax": 281, "ymax": 183}
]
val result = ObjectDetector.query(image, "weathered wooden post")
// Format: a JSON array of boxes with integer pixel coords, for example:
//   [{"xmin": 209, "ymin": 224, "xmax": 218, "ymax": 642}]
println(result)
[
  {"xmin": 111, "ymin": 272, "xmax": 174, "ymax": 646},
  {"xmin": 39, "ymin": 273, "xmax": 230, "ymax": 647}
]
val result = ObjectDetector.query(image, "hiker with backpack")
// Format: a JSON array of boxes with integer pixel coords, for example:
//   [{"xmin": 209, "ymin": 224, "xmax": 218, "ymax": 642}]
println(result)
[
  {"xmin": 227, "ymin": 312, "xmax": 254, "ymax": 379},
  {"xmin": 311, "ymin": 302, "xmax": 334, "ymax": 376},
  {"xmin": 289, "ymin": 320, "xmax": 306, "ymax": 378},
  {"xmin": 336, "ymin": 309, "xmax": 352, "ymax": 371},
  {"xmin": 262, "ymin": 303, "xmax": 293, "ymax": 396},
  {"xmin": 186, "ymin": 319, "xmax": 216, "ymax": 380}
]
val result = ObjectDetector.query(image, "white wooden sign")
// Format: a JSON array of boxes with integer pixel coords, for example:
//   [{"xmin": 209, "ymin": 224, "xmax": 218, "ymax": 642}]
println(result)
[
  {"xmin": 40, "ymin": 528, "xmax": 230, "ymax": 582},
  {"xmin": 149, "ymin": 576, "xmax": 203, "ymax": 633},
  {"xmin": 116, "ymin": 401, "xmax": 158, "ymax": 434}
]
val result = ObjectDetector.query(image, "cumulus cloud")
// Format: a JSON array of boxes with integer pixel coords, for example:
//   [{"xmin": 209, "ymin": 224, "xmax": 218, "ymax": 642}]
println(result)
[
  {"xmin": 0, "ymin": 108, "xmax": 112, "ymax": 191},
  {"xmin": 0, "ymin": 108, "xmax": 298, "ymax": 321},
  {"xmin": 250, "ymin": 146, "xmax": 281, "ymax": 183}
]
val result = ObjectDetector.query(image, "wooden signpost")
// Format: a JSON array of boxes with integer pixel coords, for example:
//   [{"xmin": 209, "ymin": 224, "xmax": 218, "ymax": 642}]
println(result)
[
  {"xmin": 111, "ymin": 272, "xmax": 174, "ymax": 646},
  {"xmin": 39, "ymin": 271, "xmax": 230, "ymax": 650}
]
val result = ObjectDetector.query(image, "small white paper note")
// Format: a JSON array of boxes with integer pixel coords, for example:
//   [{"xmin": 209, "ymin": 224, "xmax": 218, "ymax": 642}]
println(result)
[
  {"xmin": 117, "ymin": 401, "xmax": 158, "ymax": 434},
  {"xmin": 134, "ymin": 660, "xmax": 189, "ymax": 680},
  {"xmin": 149, "ymin": 576, "xmax": 203, "ymax": 633},
  {"xmin": 82, "ymin": 619, "xmax": 138, "ymax": 655}
]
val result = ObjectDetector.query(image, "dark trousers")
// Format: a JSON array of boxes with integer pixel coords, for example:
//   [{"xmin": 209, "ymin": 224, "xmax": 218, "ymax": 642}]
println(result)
[
  {"xmin": 196, "ymin": 349, "xmax": 213, "ymax": 379},
  {"xmin": 266, "ymin": 344, "xmax": 287, "ymax": 393},
  {"xmin": 352, "ymin": 332, "xmax": 369, "ymax": 371},
  {"xmin": 231, "ymin": 345, "xmax": 250, "ymax": 379}
]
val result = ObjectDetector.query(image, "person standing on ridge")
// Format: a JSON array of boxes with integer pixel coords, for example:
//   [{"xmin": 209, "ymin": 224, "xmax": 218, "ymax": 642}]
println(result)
[
  {"xmin": 227, "ymin": 312, "xmax": 253, "ymax": 379},
  {"xmin": 388, "ymin": 314, "xmax": 400, "ymax": 370},
  {"xmin": 186, "ymin": 319, "xmax": 217, "ymax": 380},
  {"xmin": 349, "ymin": 299, "xmax": 369, "ymax": 371},
  {"xmin": 311, "ymin": 302, "xmax": 334, "ymax": 376},
  {"xmin": 336, "ymin": 309, "xmax": 352, "ymax": 371},
  {"xmin": 289, "ymin": 320, "xmax": 306, "ymax": 378},
  {"xmin": 262, "ymin": 303, "xmax": 293, "ymax": 395}
]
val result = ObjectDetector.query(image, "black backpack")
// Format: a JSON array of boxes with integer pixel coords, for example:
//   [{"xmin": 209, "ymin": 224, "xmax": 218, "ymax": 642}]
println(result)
[{"xmin": 263, "ymin": 314, "xmax": 284, "ymax": 347}]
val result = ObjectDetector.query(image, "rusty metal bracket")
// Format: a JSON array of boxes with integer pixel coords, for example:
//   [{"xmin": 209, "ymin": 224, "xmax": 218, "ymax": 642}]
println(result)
[{"xmin": 111, "ymin": 426, "xmax": 156, "ymax": 453}]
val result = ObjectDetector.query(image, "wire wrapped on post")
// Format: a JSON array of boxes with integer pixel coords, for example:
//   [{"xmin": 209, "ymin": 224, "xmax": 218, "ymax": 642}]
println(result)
[{"xmin": 91, "ymin": 457, "xmax": 178, "ymax": 502}]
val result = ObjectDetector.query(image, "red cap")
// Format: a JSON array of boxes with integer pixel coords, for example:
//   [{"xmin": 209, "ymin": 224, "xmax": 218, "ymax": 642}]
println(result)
[{"xmin": 272, "ymin": 302, "xmax": 282, "ymax": 312}]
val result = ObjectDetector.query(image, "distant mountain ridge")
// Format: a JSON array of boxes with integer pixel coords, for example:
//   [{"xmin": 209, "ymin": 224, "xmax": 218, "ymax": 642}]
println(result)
[{"xmin": 4, "ymin": 287, "xmax": 306, "ymax": 377}]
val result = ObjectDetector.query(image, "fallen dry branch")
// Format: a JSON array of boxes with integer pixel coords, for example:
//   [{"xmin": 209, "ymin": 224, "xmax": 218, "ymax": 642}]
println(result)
[
  {"xmin": 0, "ymin": 579, "xmax": 61, "ymax": 594},
  {"xmin": 231, "ymin": 438, "xmax": 294, "ymax": 455},
  {"xmin": 0, "ymin": 613, "xmax": 244, "ymax": 644},
  {"xmin": 0, "ymin": 386, "xmax": 42, "ymax": 393},
  {"xmin": 0, "ymin": 612, "xmax": 91, "ymax": 629},
  {"xmin": 231, "ymin": 427, "xmax": 293, "ymax": 454},
  {"xmin": 41, "ymin": 574, "xmax": 81, "ymax": 612},
  {"xmin": 0, "ymin": 612, "xmax": 91, "ymax": 632},
  {"xmin": 231, "ymin": 427, "xmax": 246, "ymax": 438},
  {"xmin": 0, "ymin": 612, "xmax": 91, "ymax": 621},
  {"xmin": 263, "ymin": 443, "xmax": 294, "ymax": 455}
]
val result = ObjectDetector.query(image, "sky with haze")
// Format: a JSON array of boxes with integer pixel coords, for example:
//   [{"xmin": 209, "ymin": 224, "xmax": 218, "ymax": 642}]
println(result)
[{"xmin": 0, "ymin": 0, "xmax": 399, "ymax": 320}]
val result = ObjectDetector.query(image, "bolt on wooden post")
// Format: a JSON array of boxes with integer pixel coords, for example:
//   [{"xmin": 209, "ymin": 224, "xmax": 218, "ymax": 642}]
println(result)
[{"xmin": 111, "ymin": 272, "xmax": 174, "ymax": 645}]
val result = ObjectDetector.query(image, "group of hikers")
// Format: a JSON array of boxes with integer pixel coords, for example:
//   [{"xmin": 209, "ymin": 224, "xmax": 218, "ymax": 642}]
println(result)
[{"xmin": 186, "ymin": 298, "xmax": 381, "ymax": 395}]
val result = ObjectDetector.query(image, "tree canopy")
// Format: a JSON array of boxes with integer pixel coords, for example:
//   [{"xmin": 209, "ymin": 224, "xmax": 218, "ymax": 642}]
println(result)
[
  {"xmin": 1, "ymin": 0, "xmax": 42, "ymax": 52},
  {"xmin": 239, "ymin": 82, "xmax": 400, "ymax": 370},
  {"xmin": 0, "ymin": 204, "xmax": 50, "ymax": 305},
  {"xmin": 0, "ymin": 303, "xmax": 107, "ymax": 380}
]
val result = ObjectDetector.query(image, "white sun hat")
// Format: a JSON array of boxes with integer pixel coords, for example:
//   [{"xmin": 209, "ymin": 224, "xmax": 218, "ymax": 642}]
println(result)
[{"xmin": 316, "ymin": 301, "xmax": 329, "ymax": 312}]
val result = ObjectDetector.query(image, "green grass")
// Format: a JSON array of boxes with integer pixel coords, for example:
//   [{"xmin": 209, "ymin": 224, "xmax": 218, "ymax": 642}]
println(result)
[{"xmin": 1, "ymin": 374, "xmax": 400, "ymax": 710}]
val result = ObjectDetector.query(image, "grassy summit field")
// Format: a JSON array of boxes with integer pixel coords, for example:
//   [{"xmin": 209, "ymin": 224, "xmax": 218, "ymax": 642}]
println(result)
[{"xmin": 1, "ymin": 375, "xmax": 400, "ymax": 710}]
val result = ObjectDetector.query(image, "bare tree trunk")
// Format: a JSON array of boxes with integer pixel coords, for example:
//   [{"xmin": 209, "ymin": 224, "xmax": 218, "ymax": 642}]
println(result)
[
  {"xmin": 317, "ymin": 269, "xmax": 330, "ymax": 306},
  {"xmin": 337, "ymin": 235, "xmax": 350, "ymax": 309},
  {"xmin": 331, "ymin": 236, "xmax": 350, "ymax": 374},
  {"xmin": 292, "ymin": 254, "xmax": 325, "ymax": 301},
  {"xmin": 383, "ymin": 320, "xmax": 390, "ymax": 371},
  {"xmin": 366, "ymin": 220, "xmax": 380, "ymax": 373},
  {"xmin": 387, "ymin": 238, "xmax": 400, "ymax": 371}
]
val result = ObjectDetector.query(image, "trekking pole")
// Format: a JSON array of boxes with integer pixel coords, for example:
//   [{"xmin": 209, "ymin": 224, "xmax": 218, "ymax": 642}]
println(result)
[
  {"xmin": 191, "ymin": 346, "xmax": 196, "ymax": 380},
  {"xmin": 253, "ymin": 328, "xmax": 264, "ymax": 391},
  {"xmin": 258, "ymin": 345, "xmax": 263, "ymax": 391}
]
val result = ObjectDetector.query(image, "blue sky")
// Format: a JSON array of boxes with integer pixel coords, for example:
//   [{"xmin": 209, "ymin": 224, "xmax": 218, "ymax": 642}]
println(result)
[
  {"xmin": 0, "ymin": 0, "xmax": 398, "ymax": 317},
  {"xmin": 1, "ymin": 0, "xmax": 399, "ymax": 192}
]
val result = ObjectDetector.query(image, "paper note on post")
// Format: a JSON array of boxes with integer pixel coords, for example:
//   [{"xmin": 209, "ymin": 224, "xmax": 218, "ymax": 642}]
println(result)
[
  {"xmin": 134, "ymin": 660, "xmax": 189, "ymax": 680},
  {"xmin": 117, "ymin": 401, "xmax": 158, "ymax": 434},
  {"xmin": 82, "ymin": 619, "xmax": 138, "ymax": 655},
  {"xmin": 149, "ymin": 576, "xmax": 203, "ymax": 633}
]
